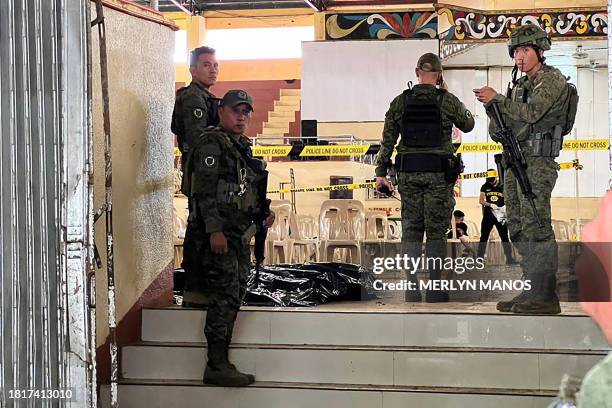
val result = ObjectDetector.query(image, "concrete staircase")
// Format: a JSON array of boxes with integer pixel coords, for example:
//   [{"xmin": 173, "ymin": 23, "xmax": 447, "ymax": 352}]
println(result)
[
  {"xmin": 100, "ymin": 306, "xmax": 609, "ymax": 408},
  {"xmin": 258, "ymin": 89, "xmax": 300, "ymax": 139}
]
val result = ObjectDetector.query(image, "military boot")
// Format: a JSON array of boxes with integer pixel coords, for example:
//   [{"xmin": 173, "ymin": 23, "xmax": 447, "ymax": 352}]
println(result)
[
  {"xmin": 204, "ymin": 343, "xmax": 254, "ymax": 387},
  {"xmin": 496, "ymin": 294, "xmax": 524, "ymax": 312},
  {"xmin": 511, "ymin": 299, "xmax": 561, "ymax": 315},
  {"xmin": 404, "ymin": 290, "xmax": 422, "ymax": 302},
  {"xmin": 508, "ymin": 276, "xmax": 560, "ymax": 314},
  {"xmin": 404, "ymin": 273, "xmax": 422, "ymax": 302},
  {"xmin": 425, "ymin": 263, "xmax": 449, "ymax": 303},
  {"xmin": 496, "ymin": 287, "xmax": 532, "ymax": 312},
  {"xmin": 425, "ymin": 290, "xmax": 449, "ymax": 303},
  {"xmin": 225, "ymin": 340, "xmax": 255, "ymax": 383}
]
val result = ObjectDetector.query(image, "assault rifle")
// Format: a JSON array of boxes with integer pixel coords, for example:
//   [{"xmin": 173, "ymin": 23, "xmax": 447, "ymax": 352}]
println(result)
[
  {"xmin": 229, "ymin": 137, "xmax": 272, "ymax": 286},
  {"xmin": 487, "ymin": 103, "xmax": 542, "ymax": 226}
]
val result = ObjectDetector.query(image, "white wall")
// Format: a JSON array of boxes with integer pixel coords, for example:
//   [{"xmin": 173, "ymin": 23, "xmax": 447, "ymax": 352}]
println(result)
[
  {"xmin": 444, "ymin": 68, "xmax": 492, "ymax": 197},
  {"xmin": 301, "ymin": 39, "xmax": 438, "ymax": 122},
  {"xmin": 92, "ymin": 7, "xmax": 175, "ymax": 346}
]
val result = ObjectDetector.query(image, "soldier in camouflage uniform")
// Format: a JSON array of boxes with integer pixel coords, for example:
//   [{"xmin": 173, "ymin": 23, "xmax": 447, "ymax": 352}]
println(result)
[
  {"xmin": 375, "ymin": 53, "xmax": 475, "ymax": 303},
  {"xmin": 171, "ymin": 46, "xmax": 220, "ymax": 195},
  {"xmin": 475, "ymin": 24, "xmax": 572, "ymax": 314},
  {"xmin": 181, "ymin": 90, "xmax": 275, "ymax": 386}
]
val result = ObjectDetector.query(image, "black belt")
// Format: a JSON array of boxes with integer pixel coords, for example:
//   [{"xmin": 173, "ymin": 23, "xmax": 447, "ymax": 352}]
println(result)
[{"xmin": 395, "ymin": 153, "xmax": 449, "ymax": 173}]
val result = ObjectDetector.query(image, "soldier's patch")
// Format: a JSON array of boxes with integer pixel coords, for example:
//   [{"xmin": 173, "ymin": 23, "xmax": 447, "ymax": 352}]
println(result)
[
  {"xmin": 193, "ymin": 108, "xmax": 204, "ymax": 119},
  {"xmin": 204, "ymin": 156, "xmax": 215, "ymax": 167}
]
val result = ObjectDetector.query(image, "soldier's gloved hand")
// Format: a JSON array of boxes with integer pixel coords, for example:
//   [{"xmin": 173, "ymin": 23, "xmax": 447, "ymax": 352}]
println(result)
[
  {"xmin": 376, "ymin": 176, "xmax": 394, "ymax": 197},
  {"xmin": 264, "ymin": 211, "xmax": 276, "ymax": 228},
  {"xmin": 210, "ymin": 231, "xmax": 228, "ymax": 255}
]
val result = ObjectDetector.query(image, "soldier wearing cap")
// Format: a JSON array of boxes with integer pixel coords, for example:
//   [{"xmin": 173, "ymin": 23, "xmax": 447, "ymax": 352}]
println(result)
[
  {"xmin": 474, "ymin": 24, "xmax": 575, "ymax": 315},
  {"xmin": 375, "ymin": 52, "xmax": 475, "ymax": 303},
  {"xmin": 172, "ymin": 46, "xmax": 220, "ymax": 195},
  {"xmin": 181, "ymin": 90, "xmax": 275, "ymax": 386}
]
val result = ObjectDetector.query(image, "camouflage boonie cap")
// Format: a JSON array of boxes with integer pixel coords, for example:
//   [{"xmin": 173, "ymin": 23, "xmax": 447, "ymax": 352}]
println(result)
[
  {"xmin": 508, "ymin": 24, "xmax": 551, "ymax": 57},
  {"xmin": 417, "ymin": 53, "xmax": 443, "ymax": 72},
  {"xmin": 221, "ymin": 90, "xmax": 254, "ymax": 111}
]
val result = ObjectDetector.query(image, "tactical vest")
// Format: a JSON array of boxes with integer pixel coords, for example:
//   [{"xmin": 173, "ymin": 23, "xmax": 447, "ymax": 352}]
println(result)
[
  {"xmin": 171, "ymin": 88, "xmax": 219, "ymax": 155},
  {"xmin": 510, "ymin": 76, "xmax": 578, "ymax": 138},
  {"xmin": 561, "ymin": 82, "xmax": 578, "ymax": 136},
  {"xmin": 508, "ymin": 73, "xmax": 577, "ymax": 157},
  {"xmin": 400, "ymin": 88, "xmax": 445, "ymax": 148},
  {"xmin": 215, "ymin": 139, "xmax": 263, "ymax": 218},
  {"xmin": 185, "ymin": 131, "xmax": 262, "ymax": 217}
]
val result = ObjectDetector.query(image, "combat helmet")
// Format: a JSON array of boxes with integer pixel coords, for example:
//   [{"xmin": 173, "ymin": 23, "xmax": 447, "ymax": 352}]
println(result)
[{"xmin": 507, "ymin": 24, "xmax": 551, "ymax": 57}]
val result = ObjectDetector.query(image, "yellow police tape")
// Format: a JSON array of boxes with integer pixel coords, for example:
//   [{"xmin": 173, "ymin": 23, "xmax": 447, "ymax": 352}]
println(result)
[
  {"xmin": 562, "ymin": 139, "xmax": 610, "ymax": 150},
  {"xmin": 251, "ymin": 146, "xmax": 293, "ymax": 157},
  {"xmin": 268, "ymin": 160, "xmax": 582, "ymax": 193},
  {"xmin": 455, "ymin": 143, "xmax": 503, "ymax": 153},
  {"xmin": 177, "ymin": 140, "xmax": 609, "ymax": 158},
  {"xmin": 456, "ymin": 139, "xmax": 610, "ymax": 153},
  {"xmin": 300, "ymin": 144, "xmax": 371, "ymax": 157},
  {"xmin": 251, "ymin": 144, "xmax": 372, "ymax": 157},
  {"xmin": 268, "ymin": 182, "xmax": 376, "ymax": 194}
]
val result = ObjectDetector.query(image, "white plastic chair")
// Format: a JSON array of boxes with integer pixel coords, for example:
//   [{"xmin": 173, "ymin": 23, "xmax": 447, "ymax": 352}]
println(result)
[{"xmin": 318, "ymin": 199, "xmax": 365, "ymax": 263}]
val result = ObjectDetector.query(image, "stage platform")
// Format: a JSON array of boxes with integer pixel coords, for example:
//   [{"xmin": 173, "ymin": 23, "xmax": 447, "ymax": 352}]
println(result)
[{"xmin": 104, "ymin": 253, "xmax": 607, "ymax": 408}]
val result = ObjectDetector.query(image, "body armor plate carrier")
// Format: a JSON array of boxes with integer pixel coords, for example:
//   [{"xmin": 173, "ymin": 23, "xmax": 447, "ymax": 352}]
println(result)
[{"xmin": 400, "ymin": 88, "xmax": 445, "ymax": 148}]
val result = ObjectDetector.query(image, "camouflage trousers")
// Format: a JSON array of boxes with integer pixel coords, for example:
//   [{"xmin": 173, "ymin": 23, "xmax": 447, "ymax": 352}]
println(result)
[
  {"xmin": 182, "ymin": 224, "xmax": 251, "ymax": 346},
  {"xmin": 397, "ymin": 172, "xmax": 455, "ymax": 280},
  {"xmin": 505, "ymin": 156, "xmax": 559, "ymax": 300}
]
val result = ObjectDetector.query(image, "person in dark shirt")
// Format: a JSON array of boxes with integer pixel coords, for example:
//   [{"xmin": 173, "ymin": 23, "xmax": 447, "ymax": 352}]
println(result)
[
  {"xmin": 477, "ymin": 172, "xmax": 516, "ymax": 263},
  {"xmin": 448, "ymin": 210, "xmax": 474, "ymax": 256}
]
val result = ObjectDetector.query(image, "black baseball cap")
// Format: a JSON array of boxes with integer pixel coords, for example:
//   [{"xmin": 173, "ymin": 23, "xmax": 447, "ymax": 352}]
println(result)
[{"xmin": 220, "ymin": 90, "xmax": 254, "ymax": 111}]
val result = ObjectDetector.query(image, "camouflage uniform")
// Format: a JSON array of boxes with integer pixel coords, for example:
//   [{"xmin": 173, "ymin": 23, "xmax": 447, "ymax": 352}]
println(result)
[
  {"xmin": 182, "ymin": 91, "xmax": 266, "ymax": 385},
  {"xmin": 171, "ymin": 81, "xmax": 219, "ymax": 194},
  {"xmin": 487, "ymin": 25, "xmax": 570, "ymax": 314},
  {"xmin": 375, "ymin": 53, "xmax": 475, "ymax": 301},
  {"xmin": 181, "ymin": 126, "xmax": 261, "ymax": 344}
]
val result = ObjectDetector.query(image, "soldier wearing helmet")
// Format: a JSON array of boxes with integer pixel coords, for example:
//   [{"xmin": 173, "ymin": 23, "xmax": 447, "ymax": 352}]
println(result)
[
  {"xmin": 474, "ymin": 24, "xmax": 575, "ymax": 315},
  {"xmin": 507, "ymin": 23, "xmax": 551, "ymax": 57}
]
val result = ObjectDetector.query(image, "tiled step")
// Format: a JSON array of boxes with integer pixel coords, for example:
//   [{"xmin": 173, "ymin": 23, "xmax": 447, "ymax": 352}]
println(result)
[
  {"xmin": 274, "ymin": 99, "xmax": 300, "ymax": 108},
  {"xmin": 278, "ymin": 95, "xmax": 300, "ymax": 103},
  {"xmin": 100, "ymin": 381, "xmax": 555, "ymax": 408},
  {"xmin": 272, "ymin": 104, "xmax": 298, "ymax": 112},
  {"xmin": 262, "ymin": 126, "xmax": 290, "ymax": 135},
  {"xmin": 121, "ymin": 342, "xmax": 605, "ymax": 390},
  {"xmin": 264, "ymin": 121, "xmax": 290, "ymax": 128},
  {"xmin": 269, "ymin": 111, "xmax": 296, "ymax": 119},
  {"xmin": 280, "ymin": 88, "xmax": 301, "ymax": 97},
  {"xmin": 141, "ymin": 307, "xmax": 610, "ymax": 350},
  {"xmin": 261, "ymin": 127, "xmax": 288, "ymax": 136}
]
